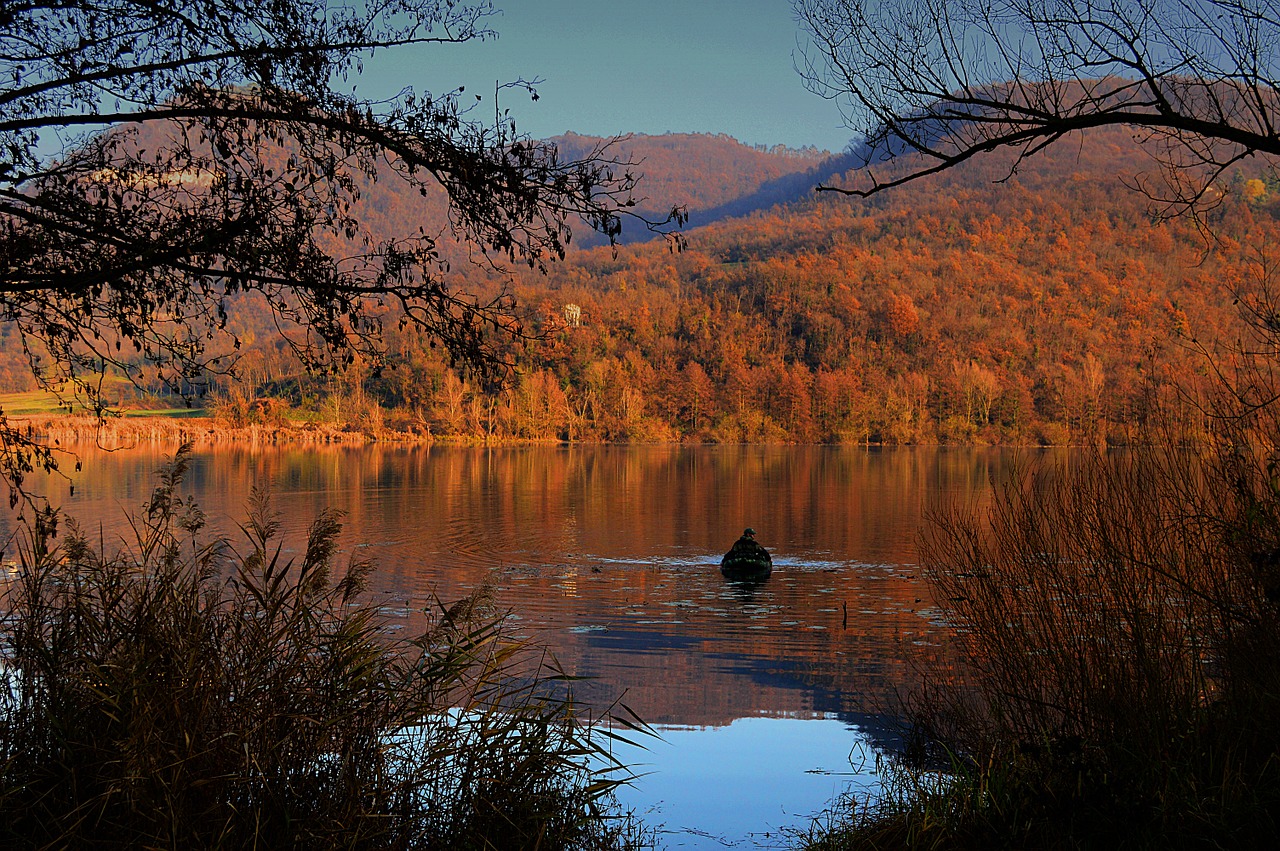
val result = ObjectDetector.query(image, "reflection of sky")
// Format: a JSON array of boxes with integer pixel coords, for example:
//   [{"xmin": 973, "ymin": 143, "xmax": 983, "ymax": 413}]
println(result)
[{"xmin": 605, "ymin": 717, "xmax": 879, "ymax": 849}]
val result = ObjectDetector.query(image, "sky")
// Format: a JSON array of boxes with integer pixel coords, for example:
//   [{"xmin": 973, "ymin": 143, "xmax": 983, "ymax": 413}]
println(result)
[{"xmin": 355, "ymin": 1, "xmax": 853, "ymax": 152}]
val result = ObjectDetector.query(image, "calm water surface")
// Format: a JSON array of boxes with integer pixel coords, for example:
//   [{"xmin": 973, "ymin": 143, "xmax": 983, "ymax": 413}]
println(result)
[{"xmin": 4, "ymin": 444, "xmax": 1025, "ymax": 848}]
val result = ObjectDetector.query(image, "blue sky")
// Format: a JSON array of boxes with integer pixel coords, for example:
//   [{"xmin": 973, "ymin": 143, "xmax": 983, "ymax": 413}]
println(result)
[{"xmin": 358, "ymin": 1, "xmax": 851, "ymax": 152}]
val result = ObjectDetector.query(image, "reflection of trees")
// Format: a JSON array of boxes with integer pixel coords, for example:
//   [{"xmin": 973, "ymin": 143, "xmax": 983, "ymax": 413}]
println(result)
[{"xmin": 8, "ymin": 444, "xmax": 998, "ymax": 724}]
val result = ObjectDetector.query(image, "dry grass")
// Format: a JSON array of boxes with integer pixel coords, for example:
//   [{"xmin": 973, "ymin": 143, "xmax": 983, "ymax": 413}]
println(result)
[
  {"xmin": 0, "ymin": 446, "xmax": 650, "ymax": 850},
  {"xmin": 800, "ymin": 443, "xmax": 1280, "ymax": 850},
  {"xmin": 10, "ymin": 413, "xmax": 391, "ymax": 448}
]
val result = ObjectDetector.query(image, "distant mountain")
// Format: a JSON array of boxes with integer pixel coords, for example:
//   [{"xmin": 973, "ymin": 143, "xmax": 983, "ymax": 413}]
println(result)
[
  {"xmin": 550, "ymin": 131, "xmax": 828, "ymax": 208},
  {"xmin": 683, "ymin": 149, "xmax": 861, "ymax": 228},
  {"xmin": 546, "ymin": 132, "xmax": 831, "ymax": 242}
]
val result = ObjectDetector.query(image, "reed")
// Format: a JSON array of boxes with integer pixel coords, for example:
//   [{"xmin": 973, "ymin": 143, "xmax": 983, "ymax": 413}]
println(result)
[
  {"xmin": 0, "ymin": 446, "xmax": 649, "ymax": 850},
  {"xmin": 801, "ymin": 440, "xmax": 1280, "ymax": 849}
]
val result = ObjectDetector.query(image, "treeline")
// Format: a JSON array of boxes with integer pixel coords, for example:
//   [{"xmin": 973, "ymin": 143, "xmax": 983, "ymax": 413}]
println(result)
[{"xmin": 549, "ymin": 131, "xmax": 829, "ymax": 214}]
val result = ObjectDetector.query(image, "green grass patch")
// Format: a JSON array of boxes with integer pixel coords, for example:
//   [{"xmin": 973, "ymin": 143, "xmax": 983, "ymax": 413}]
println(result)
[
  {"xmin": 117, "ymin": 406, "xmax": 209, "ymax": 418},
  {"xmin": 0, "ymin": 384, "xmax": 209, "ymax": 418},
  {"xmin": 0, "ymin": 387, "xmax": 78, "ymax": 415}
]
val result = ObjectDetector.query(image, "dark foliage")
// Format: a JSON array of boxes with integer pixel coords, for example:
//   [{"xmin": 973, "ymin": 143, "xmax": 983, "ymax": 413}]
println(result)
[{"xmin": 0, "ymin": 446, "xmax": 650, "ymax": 850}]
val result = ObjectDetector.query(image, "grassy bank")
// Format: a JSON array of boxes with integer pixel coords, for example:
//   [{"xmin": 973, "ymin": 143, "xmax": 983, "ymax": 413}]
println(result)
[
  {"xmin": 10, "ymin": 412, "xmax": 400, "ymax": 448},
  {"xmin": 0, "ymin": 447, "xmax": 650, "ymax": 850},
  {"xmin": 0, "ymin": 383, "xmax": 415, "ymax": 447}
]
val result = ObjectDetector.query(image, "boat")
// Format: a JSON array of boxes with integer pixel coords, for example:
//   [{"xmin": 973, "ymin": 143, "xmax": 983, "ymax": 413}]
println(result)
[{"xmin": 720, "ymin": 528, "xmax": 772, "ymax": 580}]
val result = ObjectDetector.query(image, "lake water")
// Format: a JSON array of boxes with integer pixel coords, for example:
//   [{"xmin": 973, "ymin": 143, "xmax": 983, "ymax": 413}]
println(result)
[{"xmin": 1, "ymin": 444, "xmax": 1020, "ymax": 848}]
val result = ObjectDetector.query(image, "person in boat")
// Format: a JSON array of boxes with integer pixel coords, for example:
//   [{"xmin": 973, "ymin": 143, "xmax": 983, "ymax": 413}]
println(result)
[
  {"xmin": 730, "ymin": 528, "xmax": 764, "ymax": 554},
  {"xmin": 721, "ymin": 527, "xmax": 772, "ymax": 577}
]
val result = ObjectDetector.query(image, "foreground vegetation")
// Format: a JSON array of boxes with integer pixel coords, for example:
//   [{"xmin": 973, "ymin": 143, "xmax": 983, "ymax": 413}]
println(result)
[
  {"xmin": 802, "ymin": 341, "xmax": 1280, "ymax": 845},
  {"xmin": 0, "ymin": 448, "xmax": 649, "ymax": 850}
]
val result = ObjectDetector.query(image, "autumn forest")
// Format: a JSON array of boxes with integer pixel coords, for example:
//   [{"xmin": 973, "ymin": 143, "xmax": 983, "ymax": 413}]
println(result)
[{"xmin": 5, "ymin": 127, "xmax": 1273, "ymax": 446}]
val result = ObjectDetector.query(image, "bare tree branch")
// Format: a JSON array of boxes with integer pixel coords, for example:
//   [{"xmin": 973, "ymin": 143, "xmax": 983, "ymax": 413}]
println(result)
[
  {"xmin": 0, "ymin": 0, "xmax": 683, "ymax": 498},
  {"xmin": 795, "ymin": 0, "xmax": 1280, "ymax": 209}
]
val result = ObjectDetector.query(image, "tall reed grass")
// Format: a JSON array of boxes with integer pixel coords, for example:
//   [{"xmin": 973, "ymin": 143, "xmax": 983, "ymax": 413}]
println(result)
[
  {"xmin": 0, "ymin": 446, "xmax": 649, "ymax": 850},
  {"xmin": 803, "ymin": 438, "xmax": 1280, "ymax": 849}
]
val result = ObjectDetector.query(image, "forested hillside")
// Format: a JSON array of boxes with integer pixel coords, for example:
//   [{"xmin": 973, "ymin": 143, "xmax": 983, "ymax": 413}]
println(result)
[
  {"xmin": 7, "ymin": 129, "xmax": 1276, "ymax": 445},
  {"xmin": 363, "ymin": 127, "xmax": 1271, "ymax": 445}
]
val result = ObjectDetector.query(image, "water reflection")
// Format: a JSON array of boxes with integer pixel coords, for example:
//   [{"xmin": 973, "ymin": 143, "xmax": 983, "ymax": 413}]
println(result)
[
  {"xmin": 1, "ymin": 444, "xmax": 1034, "ymax": 848},
  {"xmin": 610, "ymin": 716, "xmax": 884, "ymax": 849}
]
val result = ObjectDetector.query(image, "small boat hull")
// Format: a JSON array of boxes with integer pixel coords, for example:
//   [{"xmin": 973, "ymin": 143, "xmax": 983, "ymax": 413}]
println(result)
[{"xmin": 719, "ymin": 553, "xmax": 772, "ymax": 581}]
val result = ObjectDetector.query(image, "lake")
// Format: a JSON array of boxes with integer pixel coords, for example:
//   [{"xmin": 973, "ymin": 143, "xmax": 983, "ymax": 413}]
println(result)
[{"xmin": 1, "ymin": 443, "xmax": 1020, "ymax": 848}]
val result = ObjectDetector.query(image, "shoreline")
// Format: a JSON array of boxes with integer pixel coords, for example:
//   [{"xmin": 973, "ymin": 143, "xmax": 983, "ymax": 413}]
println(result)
[
  {"xmin": 9, "ymin": 414, "xmax": 399, "ymax": 449},
  {"xmin": 6, "ymin": 413, "xmax": 1097, "ymax": 449}
]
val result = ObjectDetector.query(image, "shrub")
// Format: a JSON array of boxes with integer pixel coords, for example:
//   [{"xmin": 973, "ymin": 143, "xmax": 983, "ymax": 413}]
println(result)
[
  {"xmin": 0, "ymin": 446, "xmax": 648, "ymax": 850},
  {"xmin": 803, "ymin": 444, "xmax": 1280, "ymax": 850}
]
